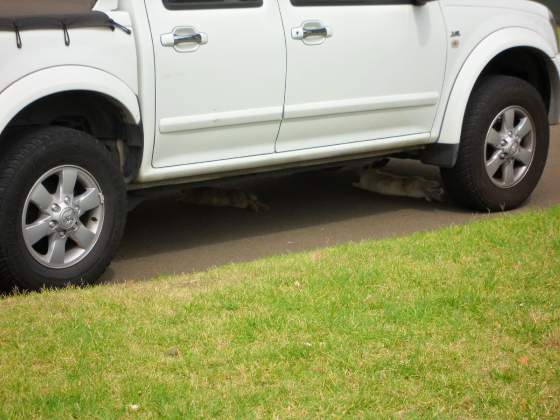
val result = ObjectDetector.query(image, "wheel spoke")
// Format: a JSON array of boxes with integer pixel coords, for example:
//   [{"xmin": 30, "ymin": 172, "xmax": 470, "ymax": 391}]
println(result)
[
  {"xmin": 486, "ymin": 128, "xmax": 502, "ymax": 148},
  {"xmin": 515, "ymin": 117, "xmax": 532, "ymax": 139},
  {"xmin": 24, "ymin": 216, "xmax": 52, "ymax": 245},
  {"xmin": 23, "ymin": 164, "xmax": 106, "ymax": 269},
  {"xmin": 502, "ymin": 109, "xmax": 515, "ymax": 132},
  {"xmin": 59, "ymin": 167, "xmax": 78, "ymax": 198},
  {"xmin": 486, "ymin": 152, "xmax": 504, "ymax": 177},
  {"xmin": 30, "ymin": 183, "xmax": 53, "ymax": 211},
  {"xmin": 46, "ymin": 237, "xmax": 67, "ymax": 266},
  {"xmin": 515, "ymin": 147, "xmax": 533, "ymax": 165},
  {"xmin": 75, "ymin": 188, "xmax": 101, "ymax": 215},
  {"xmin": 502, "ymin": 160, "xmax": 515, "ymax": 185},
  {"xmin": 485, "ymin": 107, "xmax": 534, "ymax": 189},
  {"xmin": 70, "ymin": 225, "xmax": 96, "ymax": 249}
]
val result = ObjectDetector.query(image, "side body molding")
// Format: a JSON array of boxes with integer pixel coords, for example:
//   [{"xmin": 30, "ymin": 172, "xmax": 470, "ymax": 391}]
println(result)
[
  {"xmin": 0, "ymin": 66, "xmax": 141, "ymax": 135},
  {"xmin": 437, "ymin": 27, "xmax": 558, "ymax": 147}
]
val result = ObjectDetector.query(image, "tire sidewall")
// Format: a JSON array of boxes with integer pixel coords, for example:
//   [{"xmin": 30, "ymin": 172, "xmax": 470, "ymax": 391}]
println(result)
[
  {"xmin": 460, "ymin": 77, "xmax": 549, "ymax": 210},
  {"xmin": 0, "ymin": 128, "xmax": 126, "ymax": 288}
]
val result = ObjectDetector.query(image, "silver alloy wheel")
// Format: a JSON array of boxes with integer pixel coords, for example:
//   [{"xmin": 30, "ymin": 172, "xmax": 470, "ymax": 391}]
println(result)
[
  {"xmin": 484, "ymin": 106, "xmax": 536, "ymax": 189},
  {"xmin": 21, "ymin": 165, "xmax": 105, "ymax": 269}
]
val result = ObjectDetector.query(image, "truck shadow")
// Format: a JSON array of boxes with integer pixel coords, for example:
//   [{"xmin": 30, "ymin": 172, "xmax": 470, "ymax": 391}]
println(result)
[
  {"xmin": 101, "ymin": 160, "xmax": 473, "ymax": 283},
  {"xmin": 0, "ymin": 161, "xmax": 472, "ymax": 296}
]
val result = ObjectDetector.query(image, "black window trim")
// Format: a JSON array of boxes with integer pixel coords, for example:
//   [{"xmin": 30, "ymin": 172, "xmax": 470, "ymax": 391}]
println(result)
[
  {"xmin": 290, "ymin": 0, "xmax": 434, "ymax": 6},
  {"xmin": 163, "ymin": 0, "xmax": 263, "ymax": 10}
]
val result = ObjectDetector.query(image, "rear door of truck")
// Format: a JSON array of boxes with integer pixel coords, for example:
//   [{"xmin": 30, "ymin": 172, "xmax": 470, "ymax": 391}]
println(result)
[{"xmin": 147, "ymin": 0, "xmax": 286, "ymax": 168}]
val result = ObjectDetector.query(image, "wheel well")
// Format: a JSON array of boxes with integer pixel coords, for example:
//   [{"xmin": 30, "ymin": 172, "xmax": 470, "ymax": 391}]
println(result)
[
  {"xmin": 1, "ymin": 91, "xmax": 143, "ymax": 183},
  {"xmin": 477, "ymin": 47, "xmax": 552, "ymax": 111}
]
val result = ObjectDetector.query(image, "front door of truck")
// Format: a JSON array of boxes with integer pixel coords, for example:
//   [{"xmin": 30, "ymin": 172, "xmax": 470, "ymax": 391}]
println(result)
[
  {"xmin": 275, "ymin": 0, "xmax": 447, "ymax": 152},
  {"xmin": 147, "ymin": 0, "xmax": 286, "ymax": 168}
]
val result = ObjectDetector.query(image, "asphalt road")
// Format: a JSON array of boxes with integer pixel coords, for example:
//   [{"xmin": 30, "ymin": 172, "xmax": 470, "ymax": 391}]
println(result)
[{"xmin": 101, "ymin": 126, "xmax": 560, "ymax": 283}]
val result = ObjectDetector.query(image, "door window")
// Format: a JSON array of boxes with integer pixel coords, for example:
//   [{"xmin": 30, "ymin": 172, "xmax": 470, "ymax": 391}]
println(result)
[{"xmin": 163, "ymin": 0, "xmax": 262, "ymax": 10}]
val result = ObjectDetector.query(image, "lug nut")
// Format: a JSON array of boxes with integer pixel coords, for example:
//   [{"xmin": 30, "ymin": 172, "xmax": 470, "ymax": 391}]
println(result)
[
  {"xmin": 51, "ymin": 204, "xmax": 61, "ymax": 213},
  {"xmin": 64, "ymin": 196, "xmax": 71, "ymax": 204},
  {"xmin": 59, "ymin": 232, "xmax": 66, "ymax": 238},
  {"xmin": 49, "ymin": 221, "xmax": 56, "ymax": 229},
  {"xmin": 500, "ymin": 153, "xmax": 507, "ymax": 159}
]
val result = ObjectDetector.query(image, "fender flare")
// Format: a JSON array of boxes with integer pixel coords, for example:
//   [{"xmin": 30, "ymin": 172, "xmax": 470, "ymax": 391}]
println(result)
[
  {"xmin": 0, "ymin": 65, "xmax": 141, "ymax": 135},
  {"xmin": 437, "ymin": 27, "xmax": 557, "ymax": 147}
]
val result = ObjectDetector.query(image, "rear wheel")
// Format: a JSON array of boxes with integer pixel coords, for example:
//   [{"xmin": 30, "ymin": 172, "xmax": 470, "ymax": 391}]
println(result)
[
  {"xmin": 0, "ymin": 127, "xmax": 127, "ymax": 291},
  {"xmin": 441, "ymin": 76, "xmax": 549, "ymax": 212}
]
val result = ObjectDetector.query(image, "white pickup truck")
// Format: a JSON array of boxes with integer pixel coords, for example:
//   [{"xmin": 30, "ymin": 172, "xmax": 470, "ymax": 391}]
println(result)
[{"xmin": 0, "ymin": 0, "xmax": 558, "ymax": 289}]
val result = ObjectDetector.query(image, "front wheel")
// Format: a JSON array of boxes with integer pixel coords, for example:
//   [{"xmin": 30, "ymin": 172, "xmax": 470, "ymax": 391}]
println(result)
[
  {"xmin": 441, "ymin": 76, "xmax": 549, "ymax": 212},
  {"xmin": 0, "ymin": 127, "xmax": 127, "ymax": 291}
]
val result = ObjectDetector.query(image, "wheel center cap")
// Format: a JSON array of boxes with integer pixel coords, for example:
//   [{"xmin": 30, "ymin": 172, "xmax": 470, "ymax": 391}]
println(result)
[
  {"xmin": 502, "ymin": 137, "xmax": 520, "ymax": 156},
  {"xmin": 59, "ymin": 207, "xmax": 78, "ymax": 230}
]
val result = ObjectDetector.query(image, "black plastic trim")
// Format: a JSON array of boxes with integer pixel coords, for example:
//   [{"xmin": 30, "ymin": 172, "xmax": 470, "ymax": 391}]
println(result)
[
  {"xmin": 0, "ymin": 11, "xmax": 129, "ymax": 48},
  {"xmin": 123, "ymin": 123, "xmax": 144, "ymax": 184},
  {"xmin": 290, "ymin": 0, "xmax": 434, "ymax": 6},
  {"xmin": 163, "ymin": 0, "xmax": 263, "ymax": 10},
  {"xmin": 421, "ymin": 143, "xmax": 459, "ymax": 168},
  {"xmin": 0, "ymin": 11, "xmax": 114, "ymax": 32}
]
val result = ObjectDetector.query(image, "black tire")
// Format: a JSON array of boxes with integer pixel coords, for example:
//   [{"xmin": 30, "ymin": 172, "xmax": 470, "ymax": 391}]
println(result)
[
  {"xmin": 0, "ymin": 127, "xmax": 127, "ymax": 291},
  {"xmin": 441, "ymin": 76, "xmax": 549, "ymax": 212}
]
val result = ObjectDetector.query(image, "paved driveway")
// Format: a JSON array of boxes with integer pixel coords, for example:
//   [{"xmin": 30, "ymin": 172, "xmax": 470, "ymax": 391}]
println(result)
[{"xmin": 102, "ymin": 127, "xmax": 560, "ymax": 283}]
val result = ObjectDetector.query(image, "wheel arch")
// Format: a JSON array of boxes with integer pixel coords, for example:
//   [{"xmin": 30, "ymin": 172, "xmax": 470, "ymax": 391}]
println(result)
[
  {"xmin": 437, "ymin": 28, "xmax": 558, "ymax": 148},
  {"xmin": 0, "ymin": 66, "xmax": 143, "ymax": 182}
]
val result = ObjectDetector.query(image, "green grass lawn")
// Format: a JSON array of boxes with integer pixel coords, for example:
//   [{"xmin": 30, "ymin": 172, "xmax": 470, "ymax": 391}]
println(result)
[{"xmin": 1, "ymin": 207, "xmax": 559, "ymax": 418}]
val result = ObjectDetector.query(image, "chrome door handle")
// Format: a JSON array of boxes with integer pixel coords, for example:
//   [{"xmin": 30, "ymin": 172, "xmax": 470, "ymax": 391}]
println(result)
[
  {"xmin": 292, "ymin": 21, "xmax": 333, "ymax": 45},
  {"xmin": 172, "ymin": 32, "xmax": 208, "ymax": 46},
  {"xmin": 161, "ymin": 27, "xmax": 208, "ymax": 52},
  {"xmin": 302, "ymin": 27, "xmax": 329, "ymax": 39}
]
